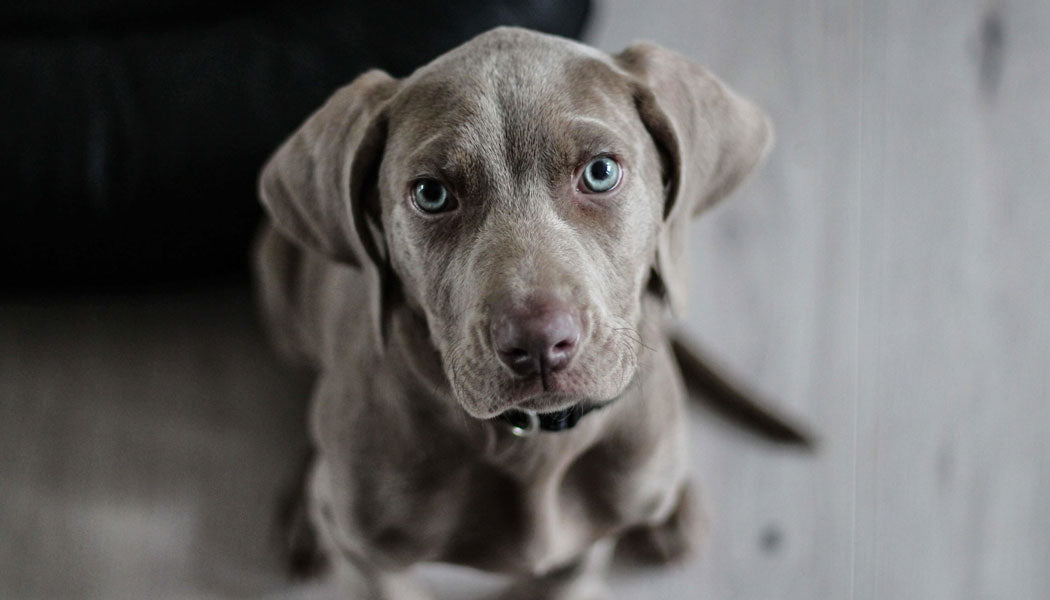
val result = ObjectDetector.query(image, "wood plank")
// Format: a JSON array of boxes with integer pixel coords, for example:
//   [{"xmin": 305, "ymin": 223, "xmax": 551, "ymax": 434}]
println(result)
[
  {"xmin": 592, "ymin": 0, "xmax": 1050, "ymax": 598},
  {"xmin": 591, "ymin": 1, "xmax": 864, "ymax": 598},
  {"xmin": 856, "ymin": 1, "xmax": 1050, "ymax": 598}
]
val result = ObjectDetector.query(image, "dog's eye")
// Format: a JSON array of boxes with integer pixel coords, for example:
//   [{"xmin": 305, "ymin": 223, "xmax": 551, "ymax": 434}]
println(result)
[
  {"xmin": 579, "ymin": 156, "xmax": 621, "ymax": 193},
  {"xmin": 411, "ymin": 178, "xmax": 453, "ymax": 213}
]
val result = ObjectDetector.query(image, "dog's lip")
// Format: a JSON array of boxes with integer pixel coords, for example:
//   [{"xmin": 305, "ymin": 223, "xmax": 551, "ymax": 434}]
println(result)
[
  {"xmin": 514, "ymin": 393, "xmax": 580, "ymax": 414},
  {"xmin": 504, "ymin": 370, "xmax": 587, "ymax": 412},
  {"xmin": 461, "ymin": 389, "xmax": 582, "ymax": 420}
]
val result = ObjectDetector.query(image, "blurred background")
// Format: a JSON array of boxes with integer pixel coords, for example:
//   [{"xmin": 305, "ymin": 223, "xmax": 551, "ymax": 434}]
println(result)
[{"xmin": 2, "ymin": 1, "xmax": 1047, "ymax": 598}]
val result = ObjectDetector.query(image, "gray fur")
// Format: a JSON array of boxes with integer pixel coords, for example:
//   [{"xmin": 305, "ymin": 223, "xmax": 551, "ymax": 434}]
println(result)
[{"xmin": 255, "ymin": 27, "xmax": 771, "ymax": 599}]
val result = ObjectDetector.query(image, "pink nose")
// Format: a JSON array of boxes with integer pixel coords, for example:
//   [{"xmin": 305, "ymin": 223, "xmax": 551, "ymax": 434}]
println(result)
[{"xmin": 491, "ymin": 301, "xmax": 581, "ymax": 377}]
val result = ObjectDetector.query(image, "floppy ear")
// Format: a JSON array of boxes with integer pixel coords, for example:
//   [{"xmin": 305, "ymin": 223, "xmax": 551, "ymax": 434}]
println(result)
[
  {"xmin": 259, "ymin": 69, "xmax": 398, "ymax": 345},
  {"xmin": 616, "ymin": 43, "xmax": 773, "ymax": 315}
]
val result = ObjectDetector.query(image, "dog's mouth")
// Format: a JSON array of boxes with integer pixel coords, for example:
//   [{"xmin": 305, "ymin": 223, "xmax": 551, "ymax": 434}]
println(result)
[{"xmin": 444, "ymin": 319, "xmax": 641, "ymax": 422}]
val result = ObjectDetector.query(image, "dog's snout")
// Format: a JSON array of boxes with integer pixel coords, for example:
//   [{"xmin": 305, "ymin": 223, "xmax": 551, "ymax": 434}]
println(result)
[{"xmin": 491, "ymin": 302, "xmax": 581, "ymax": 378}]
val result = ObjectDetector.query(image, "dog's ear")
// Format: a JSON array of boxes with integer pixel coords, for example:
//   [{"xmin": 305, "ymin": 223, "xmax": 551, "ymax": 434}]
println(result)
[
  {"xmin": 260, "ymin": 69, "xmax": 397, "ymax": 267},
  {"xmin": 616, "ymin": 43, "xmax": 773, "ymax": 315},
  {"xmin": 259, "ymin": 69, "xmax": 399, "ymax": 345}
]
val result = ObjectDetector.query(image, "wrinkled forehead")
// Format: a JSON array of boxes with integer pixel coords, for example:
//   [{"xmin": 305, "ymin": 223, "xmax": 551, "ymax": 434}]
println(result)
[{"xmin": 384, "ymin": 34, "xmax": 638, "ymax": 183}]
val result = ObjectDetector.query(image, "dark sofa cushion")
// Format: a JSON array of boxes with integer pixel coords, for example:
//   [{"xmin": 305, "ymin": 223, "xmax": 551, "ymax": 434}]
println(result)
[{"xmin": 1, "ymin": 0, "xmax": 590, "ymax": 288}]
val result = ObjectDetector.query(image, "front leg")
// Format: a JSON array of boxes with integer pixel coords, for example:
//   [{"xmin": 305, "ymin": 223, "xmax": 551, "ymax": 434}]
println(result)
[
  {"xmin": 615, "ymin": 480, "xmax": 704, "ymax": 565},
  {"xmin": 308, "ymin": 459, "xmax": 435, "ymax": 600},
  {"xmin": 493, "ymin": 538, "xmax": 615, "ymax": 600}
]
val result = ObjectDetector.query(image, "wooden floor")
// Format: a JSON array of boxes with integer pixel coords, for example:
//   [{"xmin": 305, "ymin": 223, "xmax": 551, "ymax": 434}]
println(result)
[
  {"xmin": 2, "ymin": 1, "xmax": 1048, "ymax": 598},
  {"xmin": 592, "ymin": 1, "xmax": 1050, "ymax": 598}
]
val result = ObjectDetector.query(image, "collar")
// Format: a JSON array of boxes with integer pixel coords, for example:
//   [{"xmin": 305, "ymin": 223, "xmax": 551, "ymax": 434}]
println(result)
[{"xmin": 497, "ymin": 400, "xmax": 613, "ymax": 436}]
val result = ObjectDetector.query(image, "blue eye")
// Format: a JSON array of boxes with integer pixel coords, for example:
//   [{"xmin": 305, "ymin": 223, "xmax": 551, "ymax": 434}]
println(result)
[
  {"xmin": 412, "ymin": 178, "xmax": 452, "ymax": 213},
  {"xmin": 579, "ymin": 156, "xmax": 621, "ymax": 193}
]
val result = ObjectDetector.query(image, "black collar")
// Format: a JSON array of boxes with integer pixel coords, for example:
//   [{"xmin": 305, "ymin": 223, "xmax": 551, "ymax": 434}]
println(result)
[{"xmin": 497, "ymin": 400, "xmax": 613, "ymax": 436}]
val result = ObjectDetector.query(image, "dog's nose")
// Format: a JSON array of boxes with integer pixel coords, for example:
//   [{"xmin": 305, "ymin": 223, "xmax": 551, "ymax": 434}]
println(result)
[{"xmin": 491, "ymin": 303, "xmax": 581, "ymax": 377}]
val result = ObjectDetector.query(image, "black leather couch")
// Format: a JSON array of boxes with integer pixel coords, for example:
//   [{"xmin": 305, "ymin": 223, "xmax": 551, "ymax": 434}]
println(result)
[{"xmin": 1, "ymin": 0, "xmax": 590, "ymax": 288}]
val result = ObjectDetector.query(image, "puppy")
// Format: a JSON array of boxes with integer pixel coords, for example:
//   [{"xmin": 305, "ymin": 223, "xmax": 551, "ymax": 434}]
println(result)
[{"xmin": 255, "ymin": 26, "xmax": 772, "ymax": 600}]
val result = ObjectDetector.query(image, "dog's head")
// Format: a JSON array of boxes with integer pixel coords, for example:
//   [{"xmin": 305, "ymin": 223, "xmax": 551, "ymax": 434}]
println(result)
[{"xmin": 259, "ymin": 27, "xmax": 771, "ymax": 419}]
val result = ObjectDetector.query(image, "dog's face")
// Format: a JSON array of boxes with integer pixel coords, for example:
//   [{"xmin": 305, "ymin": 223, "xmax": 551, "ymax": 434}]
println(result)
[
  {"xmin": 379, "ymin": 36, "xmax": 665, "ymax": 418},
  {"xmin": 259, "ymin": 27, "xmax": 771, "ymax": 419}
]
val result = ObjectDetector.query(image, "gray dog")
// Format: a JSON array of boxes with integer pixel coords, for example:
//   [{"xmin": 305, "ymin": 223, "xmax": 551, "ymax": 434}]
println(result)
[{"xmin": 255, "ymin": 27, "xmax": 773, "ymax": 600}]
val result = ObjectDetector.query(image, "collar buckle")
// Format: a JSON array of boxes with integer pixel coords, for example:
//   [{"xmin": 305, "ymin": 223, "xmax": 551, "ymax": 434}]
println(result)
[{"xmin": 506, "ymin": 409, "xmax": 541, "ymax": 437}]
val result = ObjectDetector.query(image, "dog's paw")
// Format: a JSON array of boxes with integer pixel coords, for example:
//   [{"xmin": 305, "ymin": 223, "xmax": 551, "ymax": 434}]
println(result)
[{"xmin": 615, "ymin": 482, "xmax": 704, "ymax": 566}]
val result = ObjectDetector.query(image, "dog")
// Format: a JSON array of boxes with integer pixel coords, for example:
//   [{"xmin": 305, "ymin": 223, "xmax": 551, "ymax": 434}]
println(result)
[{"xmin": 255, "ymin": 26, "xmax": 775, "ymax": 600}]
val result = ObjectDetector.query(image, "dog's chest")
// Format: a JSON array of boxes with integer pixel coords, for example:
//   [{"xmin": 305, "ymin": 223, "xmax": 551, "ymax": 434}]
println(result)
[
  {"xmin": 347, "ymin": 418, "xmax": 685, "ymax": 575},
  {"xmin": 449, "ymin": 435, "xmax": 679, "ymax": 573}
]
